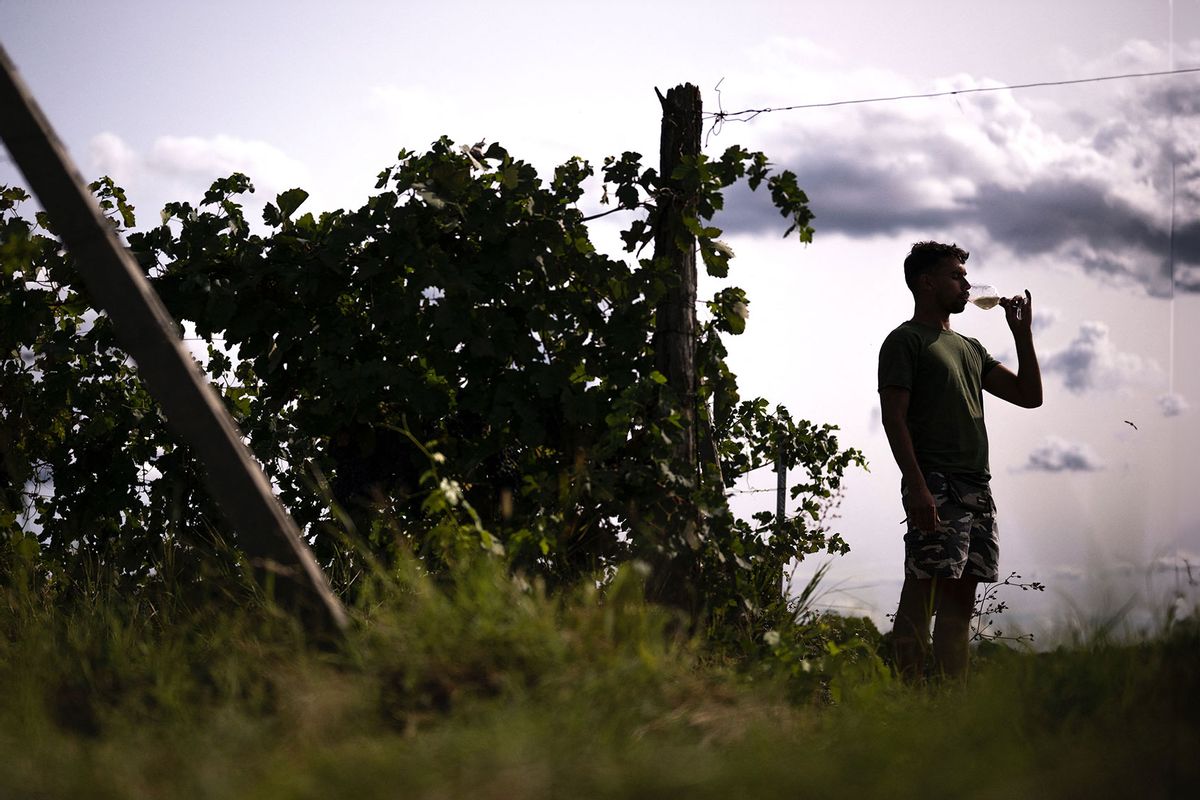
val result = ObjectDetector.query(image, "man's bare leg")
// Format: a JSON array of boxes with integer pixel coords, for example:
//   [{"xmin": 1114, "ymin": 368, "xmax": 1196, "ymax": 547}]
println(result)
[
  {"xmin": 932, "ymin": 577, "xmax": 978, "ymax": 679},
  {"xmin": 893, "ymin": 576, "xmax": 936, "ymax": 682}
]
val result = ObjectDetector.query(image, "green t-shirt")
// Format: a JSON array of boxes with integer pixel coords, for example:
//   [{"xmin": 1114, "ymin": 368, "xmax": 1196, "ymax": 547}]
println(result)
[{"xmin": 878, "ymin": 321, "xmax": 1000, "ymax": 478}]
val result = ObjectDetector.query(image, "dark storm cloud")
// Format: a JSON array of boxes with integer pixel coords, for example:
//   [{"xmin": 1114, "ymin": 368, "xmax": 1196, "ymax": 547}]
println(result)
[
  {"xmin": 715, "ymin": 77, "xmax": 1200, "ymax": 296},
  {"xmin": 1171, "ymin": 221, "xmax": 1200, "ymax": 292},
  {"xmin": 715, "ymin": 159, "xmax": 963, "ymax": 239},
  {"xmin": 1019, "ymin": 436, "xmax": 1105, "ymax": 473},
  {"xmin": 971, "ymin": 178, "xmax": 1162, "ymax": 257}
]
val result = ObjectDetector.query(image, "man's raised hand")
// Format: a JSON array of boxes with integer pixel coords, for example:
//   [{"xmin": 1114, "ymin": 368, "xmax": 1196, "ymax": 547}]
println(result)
[{"xmin": 1000, "ymin": 289, "xmax": 1033, "ymax": 336}]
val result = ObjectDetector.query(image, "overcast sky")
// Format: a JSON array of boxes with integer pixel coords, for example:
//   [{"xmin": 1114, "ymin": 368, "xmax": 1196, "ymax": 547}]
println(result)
[{"xmin": 3, "ymin": 0, "xmax": 1197, "ymax": 636}]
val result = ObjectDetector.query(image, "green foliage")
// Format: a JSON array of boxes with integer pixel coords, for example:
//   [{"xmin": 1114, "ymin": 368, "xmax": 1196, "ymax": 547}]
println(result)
[
  {"xmin": 0, "ymin": 136, "xmax": 861, "ymax": 621},
  {"xmin": 759, "ymin": 611, "xmax": 890, "ymax": 704},
  {"xmin": 1, "ymin": 543, "xmax": 1197, "ymax": 799},
  {"xmin": 0, "ymin": 184, "xmax": 222, "ymax": 591}
]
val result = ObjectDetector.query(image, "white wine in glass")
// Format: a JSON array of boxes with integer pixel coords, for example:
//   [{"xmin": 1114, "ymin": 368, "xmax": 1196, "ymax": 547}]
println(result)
[{"xmin": 968, "ymin": 284, "xmax": 1001, "ymax": 310}]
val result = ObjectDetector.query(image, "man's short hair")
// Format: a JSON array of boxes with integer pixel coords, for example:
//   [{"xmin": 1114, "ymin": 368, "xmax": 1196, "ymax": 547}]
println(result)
[{"xmin": 904, "ymin": 241, "xmax": 969, "ymax": 291}]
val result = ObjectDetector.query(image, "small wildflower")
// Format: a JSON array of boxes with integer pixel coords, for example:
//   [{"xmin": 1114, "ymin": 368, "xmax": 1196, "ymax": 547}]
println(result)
[
  {"xmin": 763, "ymin": 630, "xmax": 781, "ymax": 647},
  {"xmin": 439, "ymin": 477, "xmax": 462, "ymax": 506}
]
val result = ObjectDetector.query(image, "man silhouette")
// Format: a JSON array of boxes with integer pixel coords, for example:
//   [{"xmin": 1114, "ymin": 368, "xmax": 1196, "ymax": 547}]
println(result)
[{"xmin": 878, "ymin": 241, "xmax": 1042, "ymax": 680}]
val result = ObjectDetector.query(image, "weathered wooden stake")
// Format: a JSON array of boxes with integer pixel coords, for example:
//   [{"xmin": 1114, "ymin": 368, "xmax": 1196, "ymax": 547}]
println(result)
[
  {"xmin": 653, "ymin": 83, "xmax": 702, "ymax": 478},
  {"xmin": 0, "ymin": 45, "xmax": 348, "ymax": 634},
  {"xmin": 648, "ymin": 83, "xmax": 703, "ymax": 615},
  {"xmin": 775, "ymin": 438, "xmax": 786, "ymax": 534},
  {"xmin": 771, "ymin": 428, "xmax": 787, "ymax": 606}
]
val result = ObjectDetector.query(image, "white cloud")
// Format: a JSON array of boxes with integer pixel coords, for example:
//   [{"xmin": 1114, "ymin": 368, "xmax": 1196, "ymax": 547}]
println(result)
[
  {"xmin": 1157, "ymin": 392, "xmax": 1191, "ymax": 417},
  {"xmin": 1042, "ymin": 321, "xmax": 1162, "ymax": 394},
  {"xmin": 1019, "ymin": 436, "xmax": 1105, "ymax": 472},
  {"xmin": 85, "ymin": 132, "xmax": 311, "ymax": 218},
  {"xmin": 1150, "ymin": 550, "xmax": 1200, "ymax": 575},
  {"xmin": 146, "ymin": 135, "xmax": 310, "ymax": 192},
  {"xmin": 1050, "ymin": 564, "xmax": 1086, "ymax": 581},
  {"xmin": 89, "ymin": 132, "xmax": 138, "ymax": 177}
]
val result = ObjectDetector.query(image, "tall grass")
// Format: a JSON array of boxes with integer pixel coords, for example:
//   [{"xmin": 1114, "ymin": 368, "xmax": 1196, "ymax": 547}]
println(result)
[{"xmin": 1, "ymin": 545, "xmax": 1197, "ymax": 799}]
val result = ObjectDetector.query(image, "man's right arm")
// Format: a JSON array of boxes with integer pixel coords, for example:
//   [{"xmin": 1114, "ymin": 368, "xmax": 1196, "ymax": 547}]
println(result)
[{"xmin": 879, "ymin": 386, "xmax": 938, "ymax": 532}]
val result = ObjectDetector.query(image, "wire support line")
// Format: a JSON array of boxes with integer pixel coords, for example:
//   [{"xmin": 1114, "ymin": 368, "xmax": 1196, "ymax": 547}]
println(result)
[{"xmin": 706, "ymin": 65, "xmax": 1200, "ymax": 124}]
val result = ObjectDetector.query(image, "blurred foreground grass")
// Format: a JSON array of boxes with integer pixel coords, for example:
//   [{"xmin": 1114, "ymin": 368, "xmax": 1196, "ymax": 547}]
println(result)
[{"xmin": 1, "ymin": 555, "xmax": 1197, "ymax": 799}]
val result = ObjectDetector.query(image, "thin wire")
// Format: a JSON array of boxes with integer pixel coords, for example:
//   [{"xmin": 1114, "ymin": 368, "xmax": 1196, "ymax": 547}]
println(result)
[
  {"xmin": 705, "ymin": 65, "xmax": 1200, "ymax": 123},
  {"xmin": 1168, "ymin": 2, "xmax": 1177, "ymax": 396}
]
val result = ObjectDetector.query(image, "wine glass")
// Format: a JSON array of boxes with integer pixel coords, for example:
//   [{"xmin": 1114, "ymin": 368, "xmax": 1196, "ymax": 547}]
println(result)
[{"xmin": 967, "ymin": 284, "xmax": 1000, "ymax": 310}]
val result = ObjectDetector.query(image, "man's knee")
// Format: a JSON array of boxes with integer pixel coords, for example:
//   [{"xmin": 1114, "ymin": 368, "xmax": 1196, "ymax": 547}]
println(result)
[
  {"xmin": 932, "ymin": 578, "xmax": 976, "ymax": 640},
  {"xmin": 942, "ymin": 578, "xmax": 979, "ymax": 616}
]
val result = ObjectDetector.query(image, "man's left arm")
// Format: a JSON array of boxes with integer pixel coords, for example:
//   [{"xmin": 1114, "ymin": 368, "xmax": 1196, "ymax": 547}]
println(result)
[{"xmin": 983, "ymin": 289, "xmax": 1043, "ymax": 409}]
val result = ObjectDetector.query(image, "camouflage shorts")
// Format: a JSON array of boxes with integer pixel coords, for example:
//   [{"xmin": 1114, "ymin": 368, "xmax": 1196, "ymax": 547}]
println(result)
[{"xmin": 902, "ymin": 472, "xmax": 999, "ymax": 582}]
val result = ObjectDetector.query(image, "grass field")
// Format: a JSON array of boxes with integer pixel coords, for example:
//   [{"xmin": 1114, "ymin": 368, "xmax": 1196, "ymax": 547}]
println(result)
[{"xmin": 1, "ymin": 556, "xmax": 1196, "ymax": 799}]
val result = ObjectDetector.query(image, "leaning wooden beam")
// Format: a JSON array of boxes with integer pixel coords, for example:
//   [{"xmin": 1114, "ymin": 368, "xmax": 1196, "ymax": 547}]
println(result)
[{"xmin": 0, "ymin": 45, "xmax": 348, "ymax": 634}]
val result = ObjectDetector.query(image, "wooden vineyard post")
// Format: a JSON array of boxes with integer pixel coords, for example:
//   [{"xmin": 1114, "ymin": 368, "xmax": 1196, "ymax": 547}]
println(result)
[
  {"xmin": 648, "ymin": 83, "xmax": 703, "ymax": 616},
  {"xmin": 0, "ymin": 45, "xmax": 348, "ymax": 635},
  {"xmin": 770, "ymin": 426, "xmax": 787, "ymax": 608},
  {"xmin": 653, "ymin": 83, "xmax": 702, "ymax": 477}
]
